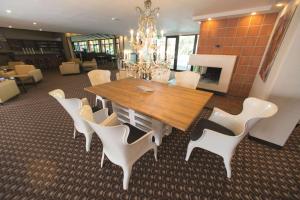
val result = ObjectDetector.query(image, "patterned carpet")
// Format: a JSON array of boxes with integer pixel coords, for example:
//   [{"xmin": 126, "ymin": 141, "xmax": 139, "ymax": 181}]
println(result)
[{"xmin": 0, "ymin": 72, "xmax": 299, "ymax": 200}]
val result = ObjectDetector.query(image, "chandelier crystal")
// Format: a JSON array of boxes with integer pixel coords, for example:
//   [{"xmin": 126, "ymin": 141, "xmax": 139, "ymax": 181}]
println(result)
[{"xmin": 126, "ymin": 0, "xmax": 169, "ymax": 80}]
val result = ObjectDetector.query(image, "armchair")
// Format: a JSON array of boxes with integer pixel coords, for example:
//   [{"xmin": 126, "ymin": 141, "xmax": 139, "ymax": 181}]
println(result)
[
  {"xmin": 185, "ymin": 97, "xmax": 278, "ymax": 178},
  {"xmin": 49, "ymin": 89, "xmax": 109, "ymax": 152},
  {"xmin": 59, "ymin": 62, "xmax": 80, "ymax": 75},
  {"xmin": 87, "ymin": 70, "xmax": 111, "ymax": 109},
  {"xmin": 175, "ymin": 71, "xmax": 200, "ymax": 89},
  {"xmin": 82, "ymin": 59, "xmax": 97, "ymax": 72},
  {"xmin": 80, "ymin": 104, "xmax": 157, "ymax": 190},
  {"xmin": 8, "ymin": 61, "xmax": 25, "ymax": 69},
  {"xmin": 14, "ymin": 65, "xmax": 43, "ymax": 83},
  {"xmin": 0, "ymin": 80, "xmax": 20, "ymax": 103}
]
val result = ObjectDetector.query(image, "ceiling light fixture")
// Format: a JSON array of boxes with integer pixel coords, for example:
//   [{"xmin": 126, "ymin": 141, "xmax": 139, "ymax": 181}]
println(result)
[
  {"xmin": 8, "ymin": 25, "xmax": 12, "ymax": 28},
  {"xmin": 127, "ymin": 0, "xmax": 169, "ymax": 80},
  {"xmin": 6, "ymin": 9, "xmax": 12, "ymax": 14},
  {"xmin": 251, "ymin": 12, "xmax": 257, "ymax": 16},
  {"xmin": 111, "ymin": 17, "xmax": 120, "ymax": 21},
  {"xmin": 276, "ymin": 3, "xmax": 284, "ymax": 7},
  {"xmin": 208, "ymin": 18, "xmax": 212, "ymax": 21},
  {"xmin": 33, "ymin": 22, "xmax": 37, "ymax": 25},
  {"xmin": 39, "ymin": 28, "xmax": 43, "ymax": 31}
]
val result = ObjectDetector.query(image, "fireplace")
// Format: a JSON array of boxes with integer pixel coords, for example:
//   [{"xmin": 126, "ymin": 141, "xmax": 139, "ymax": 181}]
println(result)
[
  {"xmin": 198, "ymin": 66, "xmax": 222, "ymax": 84},
  {"xmin": 188, "ymin": 54, "xmax": 237, "ymax": 93}
]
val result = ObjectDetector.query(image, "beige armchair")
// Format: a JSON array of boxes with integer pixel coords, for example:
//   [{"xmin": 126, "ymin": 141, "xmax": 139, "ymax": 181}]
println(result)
[
  {"xmin": 0, "ymin": 80, "xmax": 20, "ymax": 103},
  {"xmin": 82, "ymin": 59, "xmax": 97, "ymax": 72},
  {"xmin": 15, "ymin": 65, "xmax": 43, "ymax": 83},
  {"xmin": 59, "ymin": 62, "xmax": 80, "ymax": 75},
  {"xmin": 8, "ymin": 61, "xmax": 25, "ymax": 69},
  {"xmin": 0, "ymin": 70, "xmax": 16, "ymax": 78},
  {"xmin": 69, "ymin": 58, "xmax": 82, "ymax": 65}
]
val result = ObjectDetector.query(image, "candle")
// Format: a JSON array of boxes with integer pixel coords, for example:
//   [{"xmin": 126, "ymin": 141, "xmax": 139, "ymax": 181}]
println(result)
[
  {"xmin": 160, "ymin": 30, "xmax": 164, "ymax": 37},
  {"xmin": 130, "ymin": 29, "xmax": 134, "ymax": 42}
]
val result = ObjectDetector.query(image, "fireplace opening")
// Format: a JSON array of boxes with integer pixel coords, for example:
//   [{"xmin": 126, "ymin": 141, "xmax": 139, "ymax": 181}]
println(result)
[{"xmin": 194, "ymin": 66, "xmax": 222, "ymax": 84}]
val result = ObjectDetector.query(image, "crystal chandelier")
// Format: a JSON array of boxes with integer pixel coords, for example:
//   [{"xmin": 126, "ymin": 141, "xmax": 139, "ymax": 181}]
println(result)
[{"xmin": 126, "ymin": 0, "xmax": 169, "ymax": 80}]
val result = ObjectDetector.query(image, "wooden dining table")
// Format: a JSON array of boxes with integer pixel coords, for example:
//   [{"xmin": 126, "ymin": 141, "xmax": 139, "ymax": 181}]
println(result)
[{"xmin": 85, "ymin": 78, "xmax": 213, "ymax": 145}]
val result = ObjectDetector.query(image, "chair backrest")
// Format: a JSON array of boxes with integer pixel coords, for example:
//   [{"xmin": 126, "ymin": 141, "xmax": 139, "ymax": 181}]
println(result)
[
  {"xmin": 15, "ymin": 65, "xmax": 36, "ymax": 75},
  {"xmin": 69, "ymin": 58, "xmax": 81, "ymax": 64},
  {"xmin": 80, "ymin": 105, "xmax": 130, "ymax": 165},
  {"xmin": 87, "ymin": 70, "xmax": 111, "ymax": 86},
  {"xmin": 152, "ymin": 69, "xmax": 171, "ymax": 83},
  {"xmin": 175, "ymin": 71, "xmax": 200, "ymax": 89},
  {"xmin": 239, "ymin": 97, "xmax": 278, "ymax": 133},
  {"xmin": 8, "ymin": 61, "xmax": 25, "ymax": 68},
  {"xmin": 61, "ymin": 62, "xmax": 78, "ymax": 68},
  {"xmin": 49, "ymin": 89, "xmax": 92, "ymax": 134},
  {"xmin": 116, "ymin": 70, "xmax": 128, "ymax": 80}
]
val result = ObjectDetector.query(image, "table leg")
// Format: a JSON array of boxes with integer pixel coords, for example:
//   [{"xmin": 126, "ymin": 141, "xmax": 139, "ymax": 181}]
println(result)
[{"xmin": 112, "ymin": 103, "xmax": 171, "ymax": 146}]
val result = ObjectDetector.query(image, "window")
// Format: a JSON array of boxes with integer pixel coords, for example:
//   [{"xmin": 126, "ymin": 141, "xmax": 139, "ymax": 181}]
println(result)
[
  {"xmin": 100, "ymin": 39, "xmax": 115, "ymax": 55},
  {"xmin": 88, "ymin": 40, "xmax": 100, "ymax": 53},
  {"xmin": 165, "ymin": 35, "xmax": 198, "ymax": 71},
  {"xmin": 72, "ymin": 38, "xmax": 117, "ymax": 55},
  {"xmin": 177, "ymin": 35, "xmax": 197, "ymax": 70}
]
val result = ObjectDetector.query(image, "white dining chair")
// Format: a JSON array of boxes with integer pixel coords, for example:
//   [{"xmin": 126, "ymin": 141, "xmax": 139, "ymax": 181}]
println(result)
[
  {"xmin": 49, "ymin": 89, "xmax": 109, "ymax": 152},
  {"xmin": 175, "ymin": 71, "xmax": 200, "ymax": 89},
  {"xmin": 152, "ymin": 68, "xmax": 171, "ymax": 83},
  {"xmin": 80, "ymin": 104, "xmax": 157, "ymax": 190},
  {"xmin": 185, "ymin": 97, "xmax": 278, "ymax": 178},
  {"xmin": 87, "ymin": 70, "xmax": 111, "ymax": 109},
  {"xmin": 116, "ymin": 70, "xmax": 129, "ymax": 80}
]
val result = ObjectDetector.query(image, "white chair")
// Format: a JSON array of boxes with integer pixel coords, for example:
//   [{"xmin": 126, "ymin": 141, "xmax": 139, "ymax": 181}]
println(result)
[
  {"xmin": 80, "ymin": 104, "xmax": 157, "ymax": 190},
  {"xmin": 185, "ymin": 97, "xmax": 278, "ymax": 178},
  {"xmin": 116, "ymin": 70, "xmax": 128, "ymax": 80},
  {"xmin": 49, "ymin": 89, "xmax": 109, "ymax": 152},
  {"xmin": 151, "ymin": 68, "xmax": 171, "ymax": 83},
  {"xmin": 175, "ymin": 71, "xmax": 200, "ymax": 89},
  {"xmin": 87, "ymin": 70, "xmax": 111, "ymax": 109}
]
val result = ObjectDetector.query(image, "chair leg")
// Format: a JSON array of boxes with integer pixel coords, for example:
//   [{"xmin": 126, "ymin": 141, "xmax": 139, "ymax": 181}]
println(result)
[
  {"xmin": 85, "ymin": 133, "xmax": 92, "ymax": 152},
  {"xmin": 101, "ymin": 151, "xmax": 105, "ymax": 168},
  {"xmin": 185, "ymin": 142, "xmax": 195, "ymax": 161},
  {"xmin": 223, "ymin": 156, "xmax": 232, "ymax": 178},
  {"xmin": 122, "ymin": 165, "xmax": 132, "ymax": 190},
  {"xmin": 153, "ymin": 146, "xmax": 158, "ymax": 161},
  {"xmin": 101, "ymin": 99, "xmax": 106, "ymax": 109},
  {"xmin": 73, "ymin": 127, "xmax": 77, "ymax": 139}
]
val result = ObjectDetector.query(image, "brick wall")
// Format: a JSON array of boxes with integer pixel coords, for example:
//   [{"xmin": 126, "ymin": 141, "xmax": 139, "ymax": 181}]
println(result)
[{"xmin": 197, "ymin": 13, "xmax": 278, "ymax": 97}]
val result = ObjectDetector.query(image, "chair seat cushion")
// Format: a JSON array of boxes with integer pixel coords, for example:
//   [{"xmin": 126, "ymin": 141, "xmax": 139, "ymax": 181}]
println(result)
[
  {"xmin": 124, "ymin": 123, "xmax": 147, "ymax": 144},
  {"xmin": 190, "ymin": 119, "xmax": 235, "ymax": 141}
]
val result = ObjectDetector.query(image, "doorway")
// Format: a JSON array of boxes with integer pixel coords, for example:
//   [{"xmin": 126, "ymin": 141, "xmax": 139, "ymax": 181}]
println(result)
[{"xmin": 165, "ymin": 35, "xmax": 198, "ymax": 71}]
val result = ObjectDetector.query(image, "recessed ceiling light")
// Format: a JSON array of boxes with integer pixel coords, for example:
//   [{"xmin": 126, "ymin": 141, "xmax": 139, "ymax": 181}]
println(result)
[
  {"xmin": 6, "ymin": 9, "xmax": 12, "ymax": 14},
  {"xmin": 111, "ymin": 17, "xmax": 120, "ymax": 21},
  {"xmin": 276, "ymin": 3, "xmax": 284, "ymax": 7},
  {"xmin": 33, "ymin": 22, "xmax": 37, "ymax": 25},
  {"xmin": 8, "ymin": 25, "xmax": 12, "ymax": 28},
  {"xmin": 251, "ymin": 12, "xmax": 257, "ymax": 16},
  {"xmin": 39, "ymin": 28, "xmax": 43, "ymax": 31},
  {"xmin": 208, "ymin": 18, "xmax": 212, "ymax": 21}
]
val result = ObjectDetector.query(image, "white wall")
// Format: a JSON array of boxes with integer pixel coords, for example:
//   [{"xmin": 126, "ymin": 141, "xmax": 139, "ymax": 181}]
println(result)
[{"xmin": 249, "ymin": 0, "xmax": 300, "ymax": 146}]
